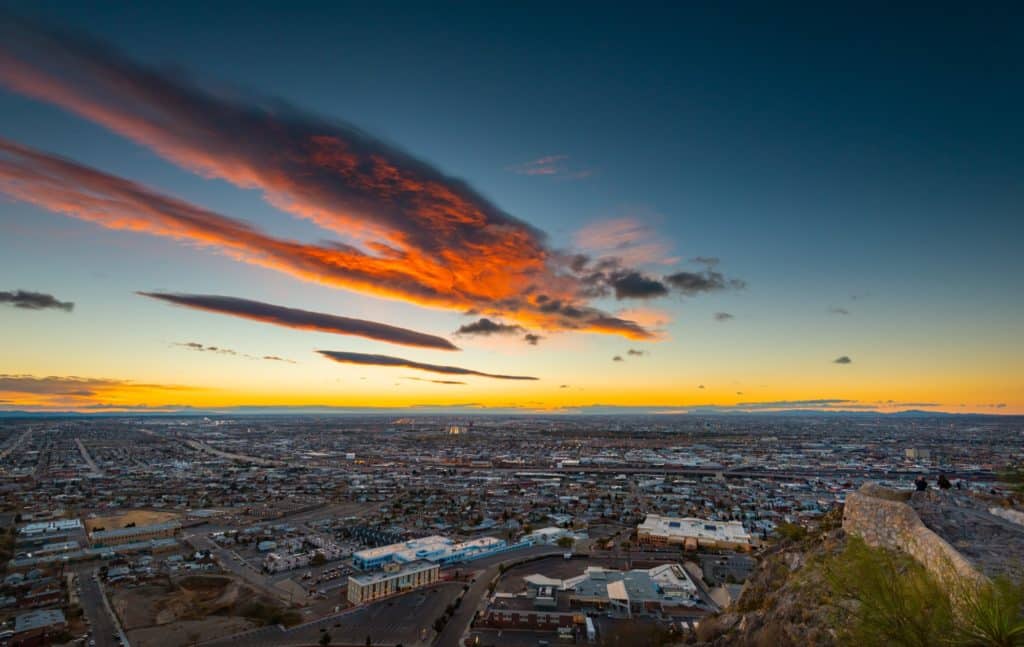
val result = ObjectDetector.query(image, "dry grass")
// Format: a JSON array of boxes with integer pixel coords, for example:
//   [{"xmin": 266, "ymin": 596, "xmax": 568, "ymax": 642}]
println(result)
[{"xmin": 85, "ymin": 509, "xmax": 181, "ymax": 532}]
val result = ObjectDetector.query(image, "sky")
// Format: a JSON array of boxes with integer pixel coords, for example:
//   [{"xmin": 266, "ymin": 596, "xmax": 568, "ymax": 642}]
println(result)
[{"xmin": 0, "ymin": 2, "xmax": 1021, "ymax": 414}]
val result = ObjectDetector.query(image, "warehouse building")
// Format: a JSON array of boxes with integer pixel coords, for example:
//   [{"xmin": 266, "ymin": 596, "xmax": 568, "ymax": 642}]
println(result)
[
  {"xmin": 90, "ymin": 521, "xmax": 180, "ymax": 547},
  {"xmin": 353, "ymin": 535, "xmax": 524, "ymax": 569},
  {"xmin": 637, "ymin": 514, "xmax": 751, "ymax": 551}
]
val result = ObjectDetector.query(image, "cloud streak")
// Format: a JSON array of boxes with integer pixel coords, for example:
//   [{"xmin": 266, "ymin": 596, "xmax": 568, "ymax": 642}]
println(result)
[
  {"xmin": 141, "ymin": 292, "xmax": 457, "ymax": 350},
  {"xmin": 173, "ymin": 341, "xmax": 297, "ymax": 363},
  {"xmin": 507, "ymin": 154, "xmax": 591, "ymax": 179},
  {"xmin": 317, "ymin": 350, "xmax": 538, "ymax": 380},
  {"xmin": 402, "ymin": 377, "xmax": 466, "ymax": 385},
  {"xmin": 0, "ymin": 289, "xmax": 73, "ymax": 311},
  {"xmin": 0, "ymin": 19, "xmax": 652, "ymax": 339}
]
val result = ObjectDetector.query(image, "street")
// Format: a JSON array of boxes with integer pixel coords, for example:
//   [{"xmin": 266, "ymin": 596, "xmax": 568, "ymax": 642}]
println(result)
[{"xmin": 77, "ymin": 567, "xmax": 128, "ymax": 647}]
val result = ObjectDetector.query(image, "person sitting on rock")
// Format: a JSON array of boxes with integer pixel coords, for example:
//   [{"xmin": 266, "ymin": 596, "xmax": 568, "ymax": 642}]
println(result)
[
  {"xmin": 937, "ymin": 474, "xmax": 952, "ymax": 490},
  {"xmin": 914, "ymin": 476, "xmax": 928, "ymax": 491}
]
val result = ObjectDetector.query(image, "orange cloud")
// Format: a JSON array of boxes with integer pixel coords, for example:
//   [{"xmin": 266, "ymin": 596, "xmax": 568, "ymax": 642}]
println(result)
[
  {"xmin": 0, "ymin": 22, "xmax": 656, "ymax": 339},
  {"xmin": 0, "ymin": 139, "xmax": 653, "ymax": 338}
]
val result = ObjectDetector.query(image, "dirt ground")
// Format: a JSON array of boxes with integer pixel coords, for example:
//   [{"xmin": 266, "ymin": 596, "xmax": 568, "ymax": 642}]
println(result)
[
  {"xmin": 111, "ymin": 574, "xmax": 275, "ymax": 647},
  {"xmin": 85, "ymin": 509, "xmax": 182, "ymax": 532}
]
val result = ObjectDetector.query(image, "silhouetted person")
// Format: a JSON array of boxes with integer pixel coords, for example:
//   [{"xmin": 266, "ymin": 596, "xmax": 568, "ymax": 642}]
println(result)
[
  {"xmin": 914, "ymin": 476, "xmax": 928, "ymax": 491},
  {"xmin": 937, "ymin": 474, "xmax": 952, "ymax": 490},
  {"xmin": 956, "ymin": 480, "xmax": 963, "ymax": 490}
]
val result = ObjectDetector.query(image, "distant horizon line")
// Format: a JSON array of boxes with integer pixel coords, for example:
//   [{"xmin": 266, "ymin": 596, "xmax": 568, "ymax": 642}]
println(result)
[{"xmin": 0, "ymin": 405, "xmax": 1018, "ymax": 418}]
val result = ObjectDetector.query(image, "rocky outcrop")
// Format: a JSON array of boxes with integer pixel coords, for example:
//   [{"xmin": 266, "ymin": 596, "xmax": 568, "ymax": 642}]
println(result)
[{"xmin": 843, "ymin": 484, "xmax": 986, "ymax": 587}]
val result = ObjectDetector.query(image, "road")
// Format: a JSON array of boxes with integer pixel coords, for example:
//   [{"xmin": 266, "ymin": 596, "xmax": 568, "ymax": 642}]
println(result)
[
  {"xmin": 78, "ymin": 568, "xmax": 128, "ymax": 647},
  {"xmin": 0, "ymin": 429, "xmax": 31, "ymax": 460},
  {"xmin": 435, "ymin": 545, "xmax": 566, "ymax": 647},
  {"xmin": 76, "ymin": 437, "xmax": 103, "ymax": 476},
  {"xmin": 184, "ymin": 439, "xmax": 285, "ymax": 466},
  {"xmin": 448, "ymin": 463, "xmax": 996, "ymax": 482},
  {"xmin": 185, "ymin": 532, "xmax": 297, "ymax": 605}
]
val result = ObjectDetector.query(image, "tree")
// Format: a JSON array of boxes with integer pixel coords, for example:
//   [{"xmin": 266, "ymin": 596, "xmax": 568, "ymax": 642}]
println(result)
[
  {"xmin": 556, "ymin": 536, "xmax": 575, "ymax": 549},
  {"xmin": 319, "ymin": 632, "xmax": 331, "ymax": 646}
]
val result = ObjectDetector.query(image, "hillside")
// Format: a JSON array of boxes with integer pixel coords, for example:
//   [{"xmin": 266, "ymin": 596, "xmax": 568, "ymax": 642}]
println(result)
[{"xmin": 693, "ymin": 485, "xmax": 1024, "ymax": 647}]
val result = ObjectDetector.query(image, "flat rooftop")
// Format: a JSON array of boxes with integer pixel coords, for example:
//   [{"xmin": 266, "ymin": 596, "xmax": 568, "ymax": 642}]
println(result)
[
  {"xmin": 349, "ymin": 559, "xmax": 437, "ymax": 586},
  {"xmin": 638, "ymin": 514, "xmax": 751, "ymax": 544}
]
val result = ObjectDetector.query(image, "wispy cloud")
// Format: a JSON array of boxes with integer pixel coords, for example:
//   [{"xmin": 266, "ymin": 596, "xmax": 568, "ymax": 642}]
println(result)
[
  {"xmin": 173, "ymin": 341, "xmax": 296, "ymax": 364},
  {"xmin": 714, "ymin": 312, "xmax": 734, "ymax": 322},
  {"xmin": 626, "ymin": 349, "xmax": 647, "ymax": 356},
  {"xmin": 141, "ymin": 292, "xmax": 457, "ymax": 350},
  {"xmin": 828, "ymin": 306, "xmax": 850, "ymax": 315},
  {"xmin": 833, "ymin": 355, "xmax": 852, "ymax": 364},
  {"xmin": 0, "ymin": 289, "xmax": 73, "ymax": 311},
  {"xmin": 402, "ymin": 377, "xmax": 466, "ymax": 385},
  {"xmin": 573, "ymin": 217, "xmax": 677, "ymax": 267},
  {"xmin": 318, "ymin": 350, "xmax": 538, "ymax": 380},
  {"xmin": 507, "ymin": 154, "xmax": 591, "ymax": 179}
]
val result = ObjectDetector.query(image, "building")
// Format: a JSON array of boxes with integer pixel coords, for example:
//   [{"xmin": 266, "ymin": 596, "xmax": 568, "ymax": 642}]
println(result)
[
  {"xmin": 636, "ymin": 514, "xmax": 751, "ymax": 551},
  {"xmin": 347, "ymin": 560, "xmax": 439, "ymax": 604},
  {"xmin": 352, "ymin": 534, "xmax": 520, "ymax": 569},
  {"xmin": 90, "ymin": 521, "xmax": 180, "ymax": 547},
  {"xmin": 12, "ymin": 608, "xmax": 66, "ymax": 646},
  {"xmin": 524, "ymin": 527, "xmax": 575, "ymax": 545},
  {"xmin": 17, "ymin": 519, "xmax": 82, "ymax": 536},
  {"xmin": 488, "ymin": 563, "xmax": 701, "ymax": 625},
  {"xmin": 905, "ymin": 448, "xmax": 932, "ymax": 461}
]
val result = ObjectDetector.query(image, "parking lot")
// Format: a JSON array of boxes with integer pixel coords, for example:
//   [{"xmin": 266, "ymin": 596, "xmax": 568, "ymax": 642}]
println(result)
[{"xmin": 282, "ymin": 581, "xmax": 464, "ymax": 647}]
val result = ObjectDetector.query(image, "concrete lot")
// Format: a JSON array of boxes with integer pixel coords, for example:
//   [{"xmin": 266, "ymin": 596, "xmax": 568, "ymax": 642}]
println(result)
[{"xmin": 467, "ymin": 627, "xmax": 564, "ymax": 647}]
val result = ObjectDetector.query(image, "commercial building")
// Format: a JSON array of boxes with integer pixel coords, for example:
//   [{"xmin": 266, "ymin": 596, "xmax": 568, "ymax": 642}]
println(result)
[
  {"xmin": 352, "ymin": 535, "xmax": 519, "ymax": 569},
  {"xmin": 490, "ymin": 563, "xmax": 701, "ymax": 624},
  {"xmin": 12, "ymin": 608, "xmax": 66, "ymax": 646},
  {"xmin": 17, "ymin": 519, "xmax": 82, "ymax": 536},
  {"xmin": 347, "ymin": 560, "xmax": 439, "ymax": 605},
  {"xmin": 636, "ymin": 514, "xmax": 751, "ymax": 551},
  {"xmin": 569, "ymin": 564, "xmax": 700, "ymax": 617},
  {"xmin": 90, "ymin": 521, "xmax": 180, "ymax": 547}
]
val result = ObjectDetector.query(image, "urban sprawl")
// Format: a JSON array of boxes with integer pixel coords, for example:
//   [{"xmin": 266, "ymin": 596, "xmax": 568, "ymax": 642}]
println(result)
[{"xmin": 0, "ymin": 414, "xmax": 1018, "ymax": 647}]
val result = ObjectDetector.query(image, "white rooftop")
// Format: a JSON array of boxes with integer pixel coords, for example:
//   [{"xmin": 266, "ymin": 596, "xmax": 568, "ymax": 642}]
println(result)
[{"xmin": 638, "ymin": 514, "xmax": 751, "ymax": 544}]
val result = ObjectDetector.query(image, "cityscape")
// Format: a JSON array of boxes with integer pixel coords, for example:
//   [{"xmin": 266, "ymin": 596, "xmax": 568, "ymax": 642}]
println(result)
[
  {"xmin": 1, "ymin": 2, "xmax": 1022, "ymax": 647},
  {"xmin": 1, "ymin": 413, "xmax": 1021, "ymax": 645}
]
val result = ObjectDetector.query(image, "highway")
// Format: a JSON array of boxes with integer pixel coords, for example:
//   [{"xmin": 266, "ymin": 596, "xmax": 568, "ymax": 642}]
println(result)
[{"xmin": 450, "ymin": 463, "xmax": 996, "ymax": 482}]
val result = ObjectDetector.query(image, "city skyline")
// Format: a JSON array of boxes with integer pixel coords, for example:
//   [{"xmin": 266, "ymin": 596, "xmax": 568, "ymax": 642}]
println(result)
[{"xmin": 1, "ymin": 3, "xmax": 1021, "ymax": 414}]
